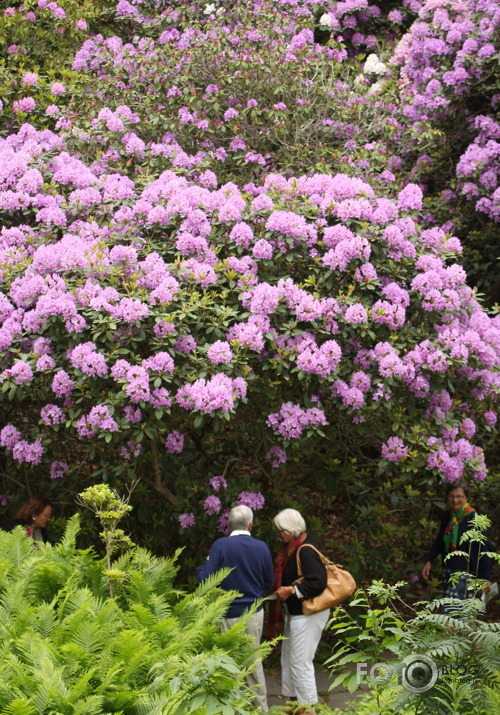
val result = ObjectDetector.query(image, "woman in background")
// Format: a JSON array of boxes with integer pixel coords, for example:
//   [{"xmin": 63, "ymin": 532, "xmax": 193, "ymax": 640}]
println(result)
[
  {"xmin": 15, "ymin": 496, "xmax": 52, "ymax": 543},
  {"xmin": 422, "ymin": 481, "xmax": 490, "ymax": 608}
]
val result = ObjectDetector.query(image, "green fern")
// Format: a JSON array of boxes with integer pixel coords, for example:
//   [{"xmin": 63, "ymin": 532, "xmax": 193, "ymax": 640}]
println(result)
[
  {"xmin": 0, "ymin": 493, "xmax": 254, "ymax": 714},
  {"xmin": 0, "ymin": 699, "xmax": 37, "ymax": 715},
  {"xmin": 0, "ymin": 528, "xmax": 34, "ymax": 569},
  {"xmin": 56, "ymin": 514, "xmax": 81, "ymax": 555}
]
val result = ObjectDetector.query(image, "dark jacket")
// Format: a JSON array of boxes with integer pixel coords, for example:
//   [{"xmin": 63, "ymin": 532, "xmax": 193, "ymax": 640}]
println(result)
[
  {"xmin": 281, "ymin": 538, "xmax": 327, "ymax": 615},
  {"xmin": 197, "ymin": 532, "xmax": 274, "ymax": 618},
  {"xmin": 427, "ymin": 510, "xmax": 491, "ymax": 581}
]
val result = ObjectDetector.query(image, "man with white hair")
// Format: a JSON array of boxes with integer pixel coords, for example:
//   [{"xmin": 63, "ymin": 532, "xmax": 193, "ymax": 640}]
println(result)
[{"xmin": 197, "ymin": 504, "xmax": 274, "ymax": 711}]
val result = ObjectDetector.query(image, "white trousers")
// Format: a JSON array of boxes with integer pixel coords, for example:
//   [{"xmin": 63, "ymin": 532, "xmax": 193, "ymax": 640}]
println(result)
[
  {"xmin": 281, "ymin": 609, "xmax": 330, "ymax": 705},
  {"xmin": 221, "ymin": 608, "xmax": 268, "ymax": 711}
]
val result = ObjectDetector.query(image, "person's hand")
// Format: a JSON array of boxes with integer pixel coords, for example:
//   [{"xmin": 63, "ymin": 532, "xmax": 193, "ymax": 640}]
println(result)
[
  {"xmin": 422, "ymin": 561, "xmax": 431, "ymax": 581},
  {"xmin": 276, "ymin": 586, "xmax": 295, "ymax": 601}
]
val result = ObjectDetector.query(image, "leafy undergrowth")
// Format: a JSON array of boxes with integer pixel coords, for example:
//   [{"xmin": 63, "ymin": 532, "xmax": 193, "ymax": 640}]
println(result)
[{"xmin": 0, "ymin": 516, "xmax": 264, "ymax": 714}]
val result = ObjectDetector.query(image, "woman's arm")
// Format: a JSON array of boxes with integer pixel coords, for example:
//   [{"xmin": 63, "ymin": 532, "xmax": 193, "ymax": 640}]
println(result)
[
  {"xmin": 294, "ymin": 545, "xmax": 327, "ymax": 599},
  {"xmin": 422, "ymin": 511, "xmax": 448, "ymax": 579}
]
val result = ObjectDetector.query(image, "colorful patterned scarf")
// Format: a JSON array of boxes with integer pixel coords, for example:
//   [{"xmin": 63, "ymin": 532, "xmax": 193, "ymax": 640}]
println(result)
[
  {"xmin": 443, "ymin": 503, "xmax": 475, "ymax": 554},
  {"xmin": 266, "ymin": 531, "xmax": 307, "ymax": 640}
]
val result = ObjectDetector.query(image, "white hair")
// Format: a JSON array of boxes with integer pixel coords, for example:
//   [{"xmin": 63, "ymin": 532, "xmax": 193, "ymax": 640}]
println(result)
[
  {"xmin": 229, "ymin": 505, "xmax": 253, "ymax": 530},
  {"xmin": 273, "ymin": 508, "xmax": 306, "ymax": 537}
]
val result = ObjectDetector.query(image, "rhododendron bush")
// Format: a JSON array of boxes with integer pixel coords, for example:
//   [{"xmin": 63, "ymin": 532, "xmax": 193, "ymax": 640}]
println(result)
[
  {"xmin": 69, "ymin": 3, "xmax": 412, "ymax": 187},
  {"xmin": 0, "ymin": 121, "xmax": 498, "ymax": 507},
  {"xmin": 0, "ymin": 0, "xmax": 499, "ymax": 556},
  {"xmin": 392, "ymin": 0, "xmax": 500, "ymax": 223}
]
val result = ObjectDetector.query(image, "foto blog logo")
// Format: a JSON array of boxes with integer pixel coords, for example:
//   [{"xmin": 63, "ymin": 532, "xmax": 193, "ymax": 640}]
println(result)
[{"xmin": 356, "ymin": 654, "xmax": 439, "ymax": 694}]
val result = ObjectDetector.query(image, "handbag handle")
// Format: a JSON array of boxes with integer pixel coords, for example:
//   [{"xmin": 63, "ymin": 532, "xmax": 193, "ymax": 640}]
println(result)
[
  {"xmin": 296, "ymin": 543, "xmax": 334, "ymax": 578},
  {"xmin": 296, "ymin": 543, "xmax": 346, "ymax": 577}
]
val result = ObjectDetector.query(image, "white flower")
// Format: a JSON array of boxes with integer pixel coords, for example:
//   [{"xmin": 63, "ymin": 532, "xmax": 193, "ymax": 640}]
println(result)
[
  {"xmin": 204, "ymin": 3, "xmax": 216, "ymax": 14},
  {"xmin": 363, "ymin": 54, "xmax": 387, "ymax": 75},
  {"xmin": 319, "ymin": 13, "xmax": 332, "ymax": 28},
  {"xmin": 368, "ymin": 79, "xmax": 387, "ymax": 94}
]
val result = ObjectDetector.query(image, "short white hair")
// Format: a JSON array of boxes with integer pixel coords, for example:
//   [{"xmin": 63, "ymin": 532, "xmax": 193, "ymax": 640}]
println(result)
[
  {"xmin": 273, "ymin": 508, "xmax": 306, "ymax": 537},
  {"xmin": 229, "ymin": 505, "xmax": 253, "ymax": 530}
]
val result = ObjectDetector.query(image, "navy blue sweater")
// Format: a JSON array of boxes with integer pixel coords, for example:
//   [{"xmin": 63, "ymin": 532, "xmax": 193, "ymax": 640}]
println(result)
[{"xmin": 197, "ymin": 532, "xmax": 274, "ymax": 617}]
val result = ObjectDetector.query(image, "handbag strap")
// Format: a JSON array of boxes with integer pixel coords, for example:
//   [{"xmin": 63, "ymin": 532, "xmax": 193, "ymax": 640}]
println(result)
[{"xmin": 296, "ymin": 543, "xmax": 333, "ymax": 578}]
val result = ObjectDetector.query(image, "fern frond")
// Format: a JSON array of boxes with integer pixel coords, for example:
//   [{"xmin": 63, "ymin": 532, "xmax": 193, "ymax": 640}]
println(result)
[
  {"xmin": 0, "ymin": 699, "xmax": 37, "ymax": 715},
  {"xmin": 147, "ymin": 594, "xmax": 172, "ymax": 622},
  {"xmin": 128, "ymin": 692, "xmax": 172, "ymax": 715},
  {"xmin": 111, "ymin": 629, "xmax": 156, "ymax": 681},
  {"xmin": 31, "ymin": 603, "xmax": 58, "ymax": 639},
  {"xmin": 191, "ymin": 567, "xmax": 234, "ymax": 598},
  {"xmin": 0, "ymin": 528, "xmax": 34, "ymax": 569},
  {"xmin": 55, "ymin": 514, "xmax": 81, "ymax": 554},
  {"xmin": 122, "ymin": 571, "xmax": 153, "ymax": 606},
  {"xmin": 71, "ymin": 694, "xmax": 105, "ymax": 715}
]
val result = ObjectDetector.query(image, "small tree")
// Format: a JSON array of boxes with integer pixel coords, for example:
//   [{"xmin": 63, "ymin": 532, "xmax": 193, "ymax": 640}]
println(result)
[{"xmin": 78, "ymin": 482, "xmax": 134, "ymax": 597}]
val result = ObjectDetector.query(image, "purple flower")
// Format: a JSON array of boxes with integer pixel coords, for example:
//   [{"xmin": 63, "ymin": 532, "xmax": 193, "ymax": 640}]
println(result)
[
  {"xmin": 204, "ymin": 495, "xmax": 222, "ymax": 515},
  {"xmin": 13, "ymin": 97, "xmax": 36, "ymax": 113},
  {"xmin": 237, "ymin": 492, "xmax": 265, "ymax": 510},
  {"xmin": 143, "ymin": 352, "xmax": 175, "ymax": 374},
  {"xmin": 50, "ymin": 461, "xmax": 68, "ymax": 479},
  {"xmin": 345, "ymin": 304, "xmax": 368, "ymax": 324},
  {"xmin": 217, "ymin": 508, "xmax": 231, "ymax": 534},
  {"xmin": 175, "ymin": 335, "xmax": 197, "ymax": 354},
  {"xmin": 483, "ymin": 410, "xmax": 497, "ymax": 426},
  {"xmin": 381, "ymin": 436, "xmax": 409, "ymax": 462},
  {"xmin": 0, "ymin": 425, "xmax": 21, "ymax": 449},
  {"xmin": 12, "ymin": 439, "xmax": 44, "ymax": 464},
  {"xmin": 210, "ymin": 475, "xmax": 227, "ymax": 491},
  {"xmin": 2, "ymin": 360, "xmax": 33, "ymax": 385},
  {"xmin": 397, "ymin": 184, "xmax": 423, "ymax": 211},
  {"xmin": 252, "ymin": 239, "xmax": 274, "ymax": 260},
  {"xmin": 165, "ymin": 430, "xmax": 184, "ymax": 454},
  {"xmin": 207, "ymin": 340, "xmax": 233, "ymax": 364},
  {"xmin": 40, "ymin": 404, "xmax": 64, "ymax": 426},
  {"xmin": 22, "ymin": 72, "xmax": 38, "ymax": 86},
  {"xmin": 45, "ymin": 105, "xmax": 60, "ymax": 117},
  {"xmin": 460, "ymin": 418, "xmax": 476, "ymax": 439},
  {"xmin": 52, "ymin": 370, "xmax": 74, "ymax": 398},
  {"xmin": 179, "ymin": 512, "xmax": 196, "ymax": 528},
  {"xmin": 121, "ymin": 441, "xmax": 142, "ymax": 460},
  {"xmin": 76, "ymin": 405, "xmax": 119, "ymax": 438},
  {"xmin": 224, "ymin": 108, "xmax": 239, "ymax": 121},
  {"xmin": 266, "ymin": 446, "xmax": 287, "ymax": 468},
  {"xmin": 50, "ymin": 82, "xmax": 65, "ymax": 95}
]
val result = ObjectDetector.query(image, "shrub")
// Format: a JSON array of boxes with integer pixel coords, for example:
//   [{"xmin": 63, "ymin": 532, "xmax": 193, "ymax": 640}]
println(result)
[{"xmin": 0, "ymin": 119, "xmax": 498, "ymax": 507}]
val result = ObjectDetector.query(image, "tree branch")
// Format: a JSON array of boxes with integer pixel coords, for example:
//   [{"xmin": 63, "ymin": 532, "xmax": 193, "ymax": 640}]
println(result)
[{"xmin": 143, "ymin": 439, "xmax": 180, "ymax": 506}]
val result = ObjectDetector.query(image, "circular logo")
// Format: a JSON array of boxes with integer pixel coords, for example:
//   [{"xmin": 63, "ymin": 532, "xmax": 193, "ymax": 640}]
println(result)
[{"xmin": 401, "ymin": 654, "xmax": 439, "ymax": 694}]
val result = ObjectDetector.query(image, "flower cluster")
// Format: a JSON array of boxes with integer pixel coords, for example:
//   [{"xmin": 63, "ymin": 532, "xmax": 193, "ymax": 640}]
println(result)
[
  {"xmin": 0, "ymin": 0, "xmax": 498, "ymax": 495},
  {"xmin": 391, "ymin": 0, "xmax": 500, "ymax": 221}
]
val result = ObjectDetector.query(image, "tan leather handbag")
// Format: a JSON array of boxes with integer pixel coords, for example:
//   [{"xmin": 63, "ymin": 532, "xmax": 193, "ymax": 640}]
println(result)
[{"xmin": 295, "ymin": 544, "xmax": 356, "ymax": 614}]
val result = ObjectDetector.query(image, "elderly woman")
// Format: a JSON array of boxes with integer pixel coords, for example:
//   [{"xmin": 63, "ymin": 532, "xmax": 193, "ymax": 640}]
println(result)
[
  {"xmin": 422, "ymin": 481, "xmax": 490, "ymax": 608},
  {"xmin": 273, "ymin": 508, "xmax": 328, "ymax": 712},
  {"xmin": 15, "ymin": 496, "xmax": 52, "ymax": 543}
]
